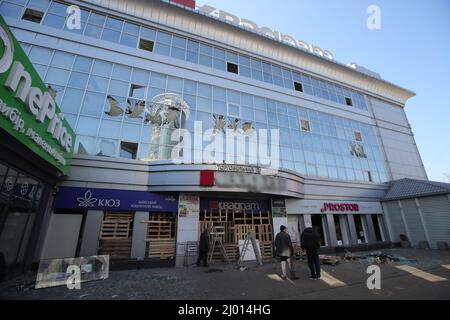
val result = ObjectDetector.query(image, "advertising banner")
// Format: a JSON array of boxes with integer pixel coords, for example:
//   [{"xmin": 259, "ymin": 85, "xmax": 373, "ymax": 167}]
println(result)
[
  {"xmin": 0, "ymin": 15, "xmax": 75, "ymax": 174},
  {"xmin": 55, "ymin": 187, "xmax": 178, "ymax": 212},
  {"xmin": 178, "ymin": 193, "xmax": 200, "ymax": 218}
]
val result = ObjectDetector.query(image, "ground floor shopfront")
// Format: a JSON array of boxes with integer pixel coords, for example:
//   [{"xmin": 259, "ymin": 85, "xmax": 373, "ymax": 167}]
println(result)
[
  {"xmin": 33, "ymin": 156, "xmax": 395, "ymax": 269},
  {"xmin": 40, "ymin": 185, "xmax": 392, "ymax": 269},
  {"xmin": 285, "ymin": 200, "xmax": 389, "ymax": 252}
]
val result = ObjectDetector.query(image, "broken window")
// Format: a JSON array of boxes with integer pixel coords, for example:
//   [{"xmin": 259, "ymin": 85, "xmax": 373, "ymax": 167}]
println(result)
[
  {"xmin": 120, "ymin": 141, "xmax": 138, "ymax": 159},
  {"xmin": 227, "ymin": 62, "xmax": 239, "ymax": 74},
  {"xmin": 300, "ymin": 118, "xmax": 310, "ymax": 132},
  {"xmin": 22, "ymin": 8, "xmax": 44, "ymax": 23},
  {"xmin": 345, "ymin": 96, "xmax": 353, "ymax": 106},
  {"xmin": 294, "ymin": 81, "xmax": 303, "ymax": 92},
  {"xmin": 139, "ymin": 38, "xmax": 154, "ymax": 52}
]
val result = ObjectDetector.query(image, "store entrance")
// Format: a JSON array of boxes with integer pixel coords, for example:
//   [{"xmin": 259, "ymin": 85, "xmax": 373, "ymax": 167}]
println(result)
[
  {"xmin": 0, "ymin": 162, "xmax": 45, "ymax": 279},
  {"xmin": 199, "ymin": 199, "xmax": 273, "ymax": 261},
  {"xmin": 311, "ymin": 214, "xmax": 326, "ymax": 247}
]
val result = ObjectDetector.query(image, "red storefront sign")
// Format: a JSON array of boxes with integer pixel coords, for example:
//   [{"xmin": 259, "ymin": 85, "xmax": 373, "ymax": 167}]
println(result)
[
  {"xmin": 320, "ymin": 203, "xmax": 360, "ymax": 213},
  {"xmin": 199, "ymin": 170, "xmax": 215, "ymax": 186},
  {"xmin": 170, "ymin": 0, "xmax": 196, "ymax": 9}
]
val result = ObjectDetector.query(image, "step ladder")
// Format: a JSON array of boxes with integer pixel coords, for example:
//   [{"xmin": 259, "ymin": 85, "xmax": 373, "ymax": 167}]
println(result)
[
  {"xmin": 208, "ymin": 226, "xmax": 231, "ymax": 263},
  {"xmin": 237, "ymin": 229, "xmax": 263, "ymax": 267}
]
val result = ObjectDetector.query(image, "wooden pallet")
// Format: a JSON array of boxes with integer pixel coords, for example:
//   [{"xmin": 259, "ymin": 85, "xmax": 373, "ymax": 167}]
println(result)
[
  {"xmin": 146, "ymin": 239, "xmax": 176, "ymax": 259},
  {"xmin": 99, "ymin": 220, "xmax": 132, "ymax": 239},
  {"xmin": 145, "ymin": 221, "xmax": 172, "ymax": 239},
  {"xmin": 104, "ymin": 212, "xmax": 133, "ymax": 221},
  {"xmin": 98, "ymin": 239, "xmax": 132, "ymax": 259},
  {"xmin": 224, "ymin": 244, "xmax": 238, "ymax": 260},
  {"xmin": 259, "ymin": 241, "xmax": 273, "ymax": 259}
]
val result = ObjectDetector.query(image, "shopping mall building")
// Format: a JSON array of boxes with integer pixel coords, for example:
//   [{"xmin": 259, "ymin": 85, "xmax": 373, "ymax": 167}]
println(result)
[{"xmin": 2, "ymin": 0, "xmax": 445, "ymax": 278}]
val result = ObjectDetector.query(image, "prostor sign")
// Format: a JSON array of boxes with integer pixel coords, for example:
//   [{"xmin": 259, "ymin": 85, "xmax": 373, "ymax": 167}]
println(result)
[{"xmin": 0, "ymin": 15, "xmax": 75, "ymax": 174}]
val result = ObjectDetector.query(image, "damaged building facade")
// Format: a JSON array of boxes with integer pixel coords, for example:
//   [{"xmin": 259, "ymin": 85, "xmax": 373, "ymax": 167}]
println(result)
[{"xmin": 0, "ymin": 0, "xmax": 438, "ymax": 271}]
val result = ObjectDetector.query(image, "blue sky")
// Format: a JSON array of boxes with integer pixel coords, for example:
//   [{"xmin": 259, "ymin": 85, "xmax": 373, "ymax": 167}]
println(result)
[{"xmin": 196, "ymin": 0, "xmax": 450, "ymax": 182}]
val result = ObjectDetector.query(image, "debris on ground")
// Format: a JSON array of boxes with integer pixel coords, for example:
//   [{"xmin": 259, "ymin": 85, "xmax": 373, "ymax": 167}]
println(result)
[
  {"xmin": 204, "ymin": 268, "xmax": 224, "ymax": 273},
  {"xmin": 343, "ymin": 251, "xmax": 358, "ymax": 261},
  {"xmin": 356, "ymin": 251, "xmax": 417, "ymax": 264},
  {"xmin": 319, "ymin": 255, "xmax": 341, "ymax": 266}
]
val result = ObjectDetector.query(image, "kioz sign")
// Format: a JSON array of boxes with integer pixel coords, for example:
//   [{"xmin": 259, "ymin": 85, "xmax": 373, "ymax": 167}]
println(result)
[
  {"xmin": 54, "ymin": 187, "xmax": 178, "ymax": 212},
  {"xmin": 197, "ymin": 5, "xmax": 334, "ymax": 61},
  {"xmin": 0, "ymin": 15, "xmax": 75, "ymax": 174}
]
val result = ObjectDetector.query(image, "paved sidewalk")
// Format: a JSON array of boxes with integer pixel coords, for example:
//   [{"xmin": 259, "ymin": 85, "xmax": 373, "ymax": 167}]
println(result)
[{"xmin": 1, "ymin": 248, "xmax": 450, "ymax": 300}]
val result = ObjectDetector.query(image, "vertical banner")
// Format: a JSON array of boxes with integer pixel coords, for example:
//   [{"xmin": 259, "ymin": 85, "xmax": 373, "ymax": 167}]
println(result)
[
  {"xmin": 178, "ymin": 193, "xmax": 200, "ymax": 218},
  {"xmin": 271, "ymin": 198, "xmax": 287, "ymax": 217}
]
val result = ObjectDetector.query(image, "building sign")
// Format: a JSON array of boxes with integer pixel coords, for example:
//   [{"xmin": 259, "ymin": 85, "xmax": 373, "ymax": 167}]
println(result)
[
  {"xmin": 0, "ymin": 15, "xmax": 75, "ymax": 175},
  {"xmin": 320, "ymin": 203, "xmax": 359, "ymax": 213},
  {"xmin": 54, "ymin": 187, "xmax": 178, "ymax": 212},
  {"xmin": 215, "ymin": 171, "xmax": 287, "ymax": 193},
  {"xmin": 178, "ymin": 193, "xmax": 199, "ymax": 218},
  {"xmin": 271, "ymin": 198, "xmax": 287, "ymax": 217},
  {"xmin": 286, "ymin": 199, "xmax": 382, "ymax": 215},
  {"xmin": 196, "ymin": 5, "xmax": 334, "ymax": 61},
  {"xmin": 216, "ymin": 164, "xmax": 261, "ymax": 174},
  {"xmin": 200, "ymin": 198, "xmax": 269, "ymax": 214},
  {"xmin": 169, "ymin": 0, "xmax": 196, "ymax": 9}
]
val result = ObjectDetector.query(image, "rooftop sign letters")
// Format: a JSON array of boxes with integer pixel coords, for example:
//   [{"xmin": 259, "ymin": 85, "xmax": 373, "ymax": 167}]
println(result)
[
  {"xmin": 0, "ymin": 15, "xmax": 75, "ymax": 174},
  {"xmin": 196, "ymin": 5, "xmax": 334, "ymax": 61}
]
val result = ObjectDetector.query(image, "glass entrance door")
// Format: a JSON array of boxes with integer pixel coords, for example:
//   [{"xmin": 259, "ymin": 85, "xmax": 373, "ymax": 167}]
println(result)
[{"xmin": 0, "ymin": 162, "xmax": 44, "ymax": 278}]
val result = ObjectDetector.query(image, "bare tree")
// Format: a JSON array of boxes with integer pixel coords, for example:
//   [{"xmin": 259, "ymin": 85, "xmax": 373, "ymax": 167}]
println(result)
[{"xmin": 444, "ymin": 173, "xmax": 450, "ymax": 183}]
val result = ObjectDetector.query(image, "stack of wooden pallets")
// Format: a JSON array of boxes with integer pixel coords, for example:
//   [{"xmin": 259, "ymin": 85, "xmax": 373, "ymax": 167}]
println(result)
[
  {"xmin": 199, "ymin": 208, "xmax": 274, "ymax": 261},
  {"xmin": 144, "ymin": 213, "xmax": 176, "ymax": 260},
  {"xmin": 98, "ymin": 212, "xmax": 133, "ymax": 259}
]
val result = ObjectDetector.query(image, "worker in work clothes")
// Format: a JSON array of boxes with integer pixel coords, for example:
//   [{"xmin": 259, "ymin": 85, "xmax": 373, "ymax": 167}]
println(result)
[
  {"xmin": 274, "ymin": 225, "xmax": 299, "ymax": 280},
  {"xmin": 301, "ymin": 224, "xmax": 322, "ymax": 279},
  {"xmin": 196, "ymin": 228, "xmax": 210, "ymax": 267}
]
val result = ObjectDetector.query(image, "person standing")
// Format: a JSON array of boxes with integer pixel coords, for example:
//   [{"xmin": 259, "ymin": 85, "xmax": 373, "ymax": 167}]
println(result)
[
  {"xmin": 196, "ymin": 228, "xmax": 210, "ymax": 267},
  {"xmin": 274, "ymin": 225, "xmax": 299, "ymax": 280},
  {"xmin": 301, "ymin": 223, "xmax": 321, "ymax": 279}
]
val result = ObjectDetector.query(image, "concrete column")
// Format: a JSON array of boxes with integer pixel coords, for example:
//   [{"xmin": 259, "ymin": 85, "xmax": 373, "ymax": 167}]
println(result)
[
  {"xmin": 377, "ymin": 215, "xmax": 387, "ymax": 242},
  {"xmin": 326, "ymin": 214, "xmax": 338, "ymax": 247},
  {"xmin": 381, "ymin": 202, "xmax": 395, "ymax": 242},
  {"xmin": 398, "ymin": 200, "xmax": 412, "ymax": 244},
  {"xmin": 79, "ymin": 210, "xmax": 103, "ymax": 257},
  {"xmin": 346, "ymin": 215, "xmax": 358, "ymax": 245},
  {"xmin": 415, "ymin": 198, "xmax": 432, "ymax": 248},
  {"xmin": 364, "ymin": 214, "xmax": 377, "ymax": 243},
  {"xmin": 303, "ymin": 214, "xmax": 312, "ymax": 228},
  {"xmin": 339, "ymin": 215, "xmax": 350, "ymax": 245},
  {"xmin": 131, "ymin": 212, "xmax": 149, "ymax": 259},
  {"xmin": 176, "ymin": 194, "xmax": 200, "ymax": 267}
]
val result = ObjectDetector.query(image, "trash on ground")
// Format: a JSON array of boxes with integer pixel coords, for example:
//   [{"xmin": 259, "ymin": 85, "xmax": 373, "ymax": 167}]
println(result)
[
  {"xmin": 357, "ymin": 251, "xmax": 417, "ymax": 264},
  {"xmin": 319, "ymin": 255, "xmax": 341, "ymax": 266},
  {"xmin": 204, "ymin": 268, "xmax": 224, "ymax": 273}
]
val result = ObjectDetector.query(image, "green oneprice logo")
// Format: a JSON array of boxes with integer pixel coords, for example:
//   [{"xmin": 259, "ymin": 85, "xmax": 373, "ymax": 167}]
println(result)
[
  {"xmin": 0, "ymin": 15, "xmax": 75, "ymax": 174},
  {"xmin": 0, "ymin": 23, "xmax": 13, "ymax": 73}
]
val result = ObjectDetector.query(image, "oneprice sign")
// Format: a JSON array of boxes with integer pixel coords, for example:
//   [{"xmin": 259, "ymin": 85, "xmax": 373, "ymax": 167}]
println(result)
[{"xmin": 0, "ymin": 15, "xmax": 75, "ymax": 175}]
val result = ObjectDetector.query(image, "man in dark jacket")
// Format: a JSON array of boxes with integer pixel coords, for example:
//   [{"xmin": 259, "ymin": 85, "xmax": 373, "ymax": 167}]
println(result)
[
  {"xmin": 196, "ymin": 228, "xmax": 210, "ymax": 267},
  {"xmin": 301, "ymin": 224, "xmax": 321, "ymax": 279},
  {"xmin": 274, "ymin": 225, "xmax": 299, "ymax": 280}
]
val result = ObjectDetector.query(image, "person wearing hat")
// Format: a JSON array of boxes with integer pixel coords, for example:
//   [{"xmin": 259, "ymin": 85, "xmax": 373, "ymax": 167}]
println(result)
[
  {"xmin": 301, "ymin": 223, "xmax": 322, "ymax": 279},
  {"xmin": 274, "ymin": 225, "xmax": 299, "ymax": 280}
]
